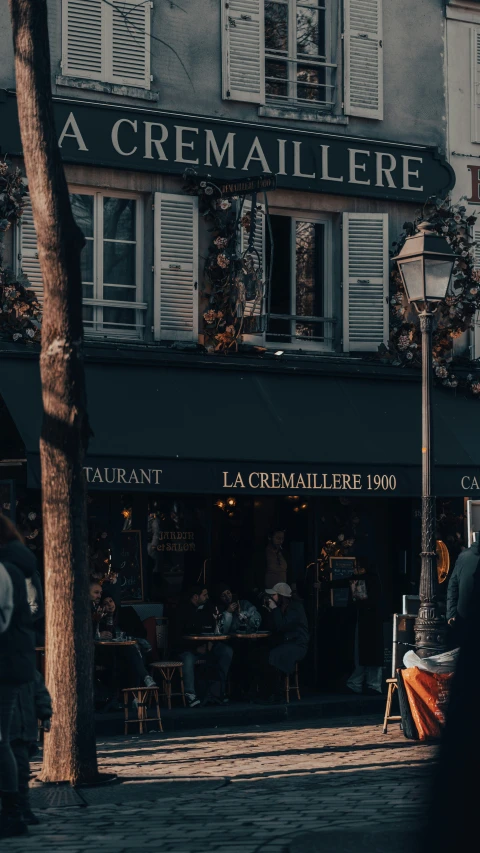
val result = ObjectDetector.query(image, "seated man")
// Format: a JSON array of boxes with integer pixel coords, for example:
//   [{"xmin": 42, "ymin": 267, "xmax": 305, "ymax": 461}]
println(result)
[
  {"xmin": 216, "ymin": 583, "xmax": 261, "ymax": 634},
  {"xmin": 256, "ymin": 582, "xmax": 309, "ymax": 703},
  {"xmin": 174, "ymin": 585, "xmax": 233, "ymax": 708}
]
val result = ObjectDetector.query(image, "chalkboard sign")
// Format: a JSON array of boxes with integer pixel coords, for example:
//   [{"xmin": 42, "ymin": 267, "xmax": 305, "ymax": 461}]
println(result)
[
  {"xmin": 119, "ymin": 530, "xmax": 144, "ymax": 603},
  {"xmin": 329, "ymin": 557, "xmax": 356, "ymax": 608}
]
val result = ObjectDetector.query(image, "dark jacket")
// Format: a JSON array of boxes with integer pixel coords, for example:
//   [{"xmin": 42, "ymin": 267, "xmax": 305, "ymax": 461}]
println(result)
[
  {"xmin": 330, "ymin": 571, "xmax": 384, "ymax": 667},
  {"xmin": 99, "ymin": 605, "xmax": 147, "ymax": 639},
  {"xmin": 269, "ymin": 600, "xmax": 309, "ymax": 650},
  {"xmin": 10, "ymin": 670, "xmax": 52, "ymax": 743},
  {"xmin": 446, "ymin": 542, "xmax": 480, "ymax": 621},
  {"xmin": 267, "ymin": 599, "xmax": 309, "ymax": 674},
  {"xmin": 0, "ymin": 558, "xmax": 36, "ymax": 685},
  {"xmin": 172, "ymin": 600, "xmax": 216, "ymax": 652}
]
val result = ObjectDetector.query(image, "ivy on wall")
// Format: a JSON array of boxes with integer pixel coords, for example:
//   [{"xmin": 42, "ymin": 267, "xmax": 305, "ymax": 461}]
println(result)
[
  {"xmin": 0, "ymin": 159, "xmax": 42, "ymax": 343},
  {"xmin": 183, "ymin": 169, "xmax": 266, "ymax": 352},
  {"xmin": 379, "ymin": 197, "xmax": 480, "ymax": 395}
]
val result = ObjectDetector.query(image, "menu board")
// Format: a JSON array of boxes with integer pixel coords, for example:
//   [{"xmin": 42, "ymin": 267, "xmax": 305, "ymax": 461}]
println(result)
[
  {"xmin": 119, "ymin": 530, "xmax": 143, "ymax": 603},
  {"xmin": 329, "ymin": 557, "xmax": 356, "ymax": 608}
]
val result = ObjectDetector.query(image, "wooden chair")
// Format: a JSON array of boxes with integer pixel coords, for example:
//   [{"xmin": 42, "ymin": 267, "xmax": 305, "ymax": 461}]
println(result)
[
  {"xmin": 122, "ymin": 686, "xmax": 163, "ymax": 734},
  {"xmin": 285, "ymin": 663, "xmax": 301, "ymax": 703},
  {"xmin": 383, "ymin": 677, "xmax": 401, "ymax": 733},
  {"xmin": 150, "ymin": 661, "xmax": 186, "ymax": 709}
]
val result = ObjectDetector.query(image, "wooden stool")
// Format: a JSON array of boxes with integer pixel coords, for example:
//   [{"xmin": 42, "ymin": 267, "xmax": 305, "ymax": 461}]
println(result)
[
  {"xmin": 150, "ymin": 661, "xmax": 186, "ymax": 710},
  {"xmin": 383, "ymin": 678, "xmax": 401, "ymax": 733},
  {"xmin": 285, "ymin": 663, "xmax": 301, "ymax": 703},
  {"xmin": 122, "ymin": 686, "xmax": 163, "ymax": 734}
]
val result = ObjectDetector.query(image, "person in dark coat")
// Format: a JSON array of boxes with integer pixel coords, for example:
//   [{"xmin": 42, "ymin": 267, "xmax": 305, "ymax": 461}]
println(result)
[
  {"xmin": 99, "ymin": 595, "xmax": 147, "ymax": 641},
  {"xmin": 345, "ymin": 565, "xmax": 384, "ymax": 694},
  {"xmin": 0, "ymin": 515, "xmax": 36, "ymax": 839},
  {"xmin": 10, "ymin": 671, "xmax": 52, "ymax": 826},
  {"xmin": 446, "ymin": 535, "xmax": 480, "ymax": 647},
  {"xmin": 0, "ymin": 534, "xmax": 44, "ymax": 645},
  {"xmin": 254, "ymin": 582, "xmax": 309, "ymax": 702}
]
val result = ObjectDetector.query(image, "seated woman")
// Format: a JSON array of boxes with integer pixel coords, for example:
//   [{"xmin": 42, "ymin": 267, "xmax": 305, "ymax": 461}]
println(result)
[{"xmin": 95, "ymin": 596, "xmax": 156, "ymax": 705}]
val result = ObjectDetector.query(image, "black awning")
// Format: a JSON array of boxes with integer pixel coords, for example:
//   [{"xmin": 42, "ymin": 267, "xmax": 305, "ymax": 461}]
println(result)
[{"xmin": 0, "ymin": 353, "xmax": 479, "ymax": 497}]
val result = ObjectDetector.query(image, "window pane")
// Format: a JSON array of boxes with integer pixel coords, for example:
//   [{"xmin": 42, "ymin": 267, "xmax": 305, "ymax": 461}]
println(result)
[
  {"xmin": 103, "ymin": 197, "xmax": 136, "ymax": 241},
  {"xmin": 80, "ymin": 238, "xmax": 94, "ymax": 284},
  {"xmin": 103, "ymin": 284, "xmax": 136, "ymax": 302},
  {"xmin": 103, "ymin": 242, "xmax": 136, "ymax": 286},
  {"xmin": 266, "ymin": 59, "xmax": 288, "ymax": 98},
  {"xmin": 82, "ymin": 283, "xmax": 94, "ymax": 299},
  {"xmin": 70, "ymin": 194, "xmax": 94, "ymax": 238},
  {"xmin": 297, "ymin": 64, "xmax": 327, "ymax": 103},
  {"xmin": 265, "ymin": 1, "xmax": 288, "ymax": 53},
  {"xmin": 103, "ymin": 306, "xmax": 136, "ymax": 329},
  {"xmin": 267, "ymin": 215, "xmax": 291, "ymax": 343},
  {"xmin": 295, "ymin": 221, "xmax": 324, "ymax": 339},
  {"xmin": 82, "ymin": 305, "xmax": 93, "ymax": 324},
  {"xmin": 297, "ymin": 2, "xmax": 325, "ymax": 58}
]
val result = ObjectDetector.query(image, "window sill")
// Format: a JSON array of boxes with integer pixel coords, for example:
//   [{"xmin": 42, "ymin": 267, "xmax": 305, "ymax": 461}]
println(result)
[
  {"xmin": 259, "ymin": 104, "xmax": 348, "ymax": 125},
  {"xmin": 56, "ymin": 75, "xmax": 159, "ymax": 102}
]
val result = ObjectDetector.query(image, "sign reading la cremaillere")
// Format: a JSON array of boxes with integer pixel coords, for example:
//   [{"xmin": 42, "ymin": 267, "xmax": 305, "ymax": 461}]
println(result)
[{"xmin": 0, "ymin": 91, "xmax": 454, "ymax": 203}]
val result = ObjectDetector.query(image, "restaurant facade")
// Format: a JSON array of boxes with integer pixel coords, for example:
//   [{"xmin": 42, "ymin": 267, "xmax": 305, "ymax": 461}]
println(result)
[{"xmin": 0, "ymin": 0, "xmax": 477, "ymax": 685}]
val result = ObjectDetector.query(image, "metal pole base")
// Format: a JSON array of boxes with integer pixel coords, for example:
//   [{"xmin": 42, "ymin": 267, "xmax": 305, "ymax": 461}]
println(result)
[{"xmin": 414, "ymin": 608, "xmax": 447, "ymax": 659}]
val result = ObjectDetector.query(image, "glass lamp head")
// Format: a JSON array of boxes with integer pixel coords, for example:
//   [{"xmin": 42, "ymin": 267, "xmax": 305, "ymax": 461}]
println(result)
[{"xmin": 393, "ymin": 222, "xmax": 455, "ymax": 306}]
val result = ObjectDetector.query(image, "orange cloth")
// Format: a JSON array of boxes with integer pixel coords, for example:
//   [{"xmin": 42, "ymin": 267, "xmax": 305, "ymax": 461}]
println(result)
[{"xmin": 402, "ymin": 667, "xmax": 454, "ymax": 740}]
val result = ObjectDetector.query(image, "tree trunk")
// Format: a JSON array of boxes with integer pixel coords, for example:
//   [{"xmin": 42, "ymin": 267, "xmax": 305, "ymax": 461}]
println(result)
[{"xmin": 9, "ymin": 0, "xmax": 98, "ymax": 784}]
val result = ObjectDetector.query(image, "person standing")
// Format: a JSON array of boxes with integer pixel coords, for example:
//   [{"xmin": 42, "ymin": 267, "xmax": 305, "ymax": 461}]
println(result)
[
  {"xmin": 345, "ymin": 565, "xmax": 384, "ymax": 695},
  {"xmin": 446, "ymin": 533, "xmax": 480, "ymax": 647},
  {"xmin": 0, "ymin": 515, "xmax": 36, "ymax": 839},
  {"xmin": 264, "ymin": 530, "xmax": 288, "ymax": 591}
]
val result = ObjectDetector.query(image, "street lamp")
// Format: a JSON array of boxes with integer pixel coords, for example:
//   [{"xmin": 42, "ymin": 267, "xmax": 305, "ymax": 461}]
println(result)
[{"xmin": 393, "ymin": 222, "xmax": 455, "ymax": 658}]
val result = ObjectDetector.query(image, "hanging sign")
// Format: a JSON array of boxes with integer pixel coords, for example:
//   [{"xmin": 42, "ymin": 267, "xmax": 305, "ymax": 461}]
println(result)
[{"xmin": 0, "ymin": 90, "xmax": 454, "ymax": 202}]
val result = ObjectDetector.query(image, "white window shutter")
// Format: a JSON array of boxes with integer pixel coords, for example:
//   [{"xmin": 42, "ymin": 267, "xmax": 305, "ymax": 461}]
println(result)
[
  {"xmin": 471, "ymin": 30, "xmax": 480, "ymax": 143},
  {"xmin": 342, "ymin": 212, "xmax": 388, "ymax": 352},
  {"xmin": 17, "ymin": 197, "xmax": 43, "ymax": 305},
  {"xmin": 62, "ymin": 0, "xmax": 103, "ymax": 80},
  {"xmin": 110, "ymin": 1, "xmax": 151, "ymax": 89},
  {"xmin": 222, "ymin": 0, "xmax": 265, "ymax": 103},
  {"xmin": 154, "ymin": 193, "xmax": 199, "ymax": 342},
  {"xmin": 240, "ymin": 198, "xmax": 266, "ymax": 342},
  {"xmin": 344, "ymin": 0, "xmax": 383, "ymax": 120}
]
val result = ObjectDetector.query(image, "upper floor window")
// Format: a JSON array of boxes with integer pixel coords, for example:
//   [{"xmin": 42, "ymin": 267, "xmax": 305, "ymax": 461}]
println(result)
[
  {"xmin": 70, "ymin": 189, "xmax": 146, "ymax": 340},
  {"xmin": 61, "ymin": 0, "xmax": 151, "ymax": 89},
  {"xmin": 265, "ymin": 1, "xmax": 335, "ymax": 110},
  {"xmin": 222, "ymin": 0, "xmax": 383, "ymax": 120},
  {"xmin": 267, "ymin": 214, "xmax": 334, "ymax": 349}
]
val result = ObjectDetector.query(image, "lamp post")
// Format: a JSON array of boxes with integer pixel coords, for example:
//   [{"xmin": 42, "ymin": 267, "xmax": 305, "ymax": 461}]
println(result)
[{"xmin": 393, "ymin": 223, "xmax": 455, "ymax": 658}]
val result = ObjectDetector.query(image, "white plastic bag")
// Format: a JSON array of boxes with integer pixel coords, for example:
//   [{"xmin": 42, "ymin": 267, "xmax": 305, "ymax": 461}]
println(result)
[{"xmin": 403, "ymin": 647, "xmax": 460, "ymax": 673}]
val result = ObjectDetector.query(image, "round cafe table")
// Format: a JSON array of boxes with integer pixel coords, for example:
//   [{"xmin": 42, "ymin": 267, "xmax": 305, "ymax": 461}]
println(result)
[
  {"xmin": 182, "ymin": 634, "xmax": 230, "ymax": 642},
  {"xmin": 232, "ymin": 632, "xmax": 271, "ymax": 639}
]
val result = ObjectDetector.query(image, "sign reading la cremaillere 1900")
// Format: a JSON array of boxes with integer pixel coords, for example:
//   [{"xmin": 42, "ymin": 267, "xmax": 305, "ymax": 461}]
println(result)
[{"xmin": 0, "ymin": 91, "xmax": 454, "ymax": 203}]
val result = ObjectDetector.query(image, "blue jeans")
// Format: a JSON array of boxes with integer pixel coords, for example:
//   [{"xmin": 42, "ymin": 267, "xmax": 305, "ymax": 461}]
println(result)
[{"xmin": 181, "ymin": 644, "xmax": 233, "ymax": 695}]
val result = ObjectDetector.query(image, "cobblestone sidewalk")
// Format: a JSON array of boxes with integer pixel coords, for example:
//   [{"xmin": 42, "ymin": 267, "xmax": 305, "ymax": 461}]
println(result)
[{"xmin": 2, "ymin": 714, "xmax": 436, "ymax": 853}]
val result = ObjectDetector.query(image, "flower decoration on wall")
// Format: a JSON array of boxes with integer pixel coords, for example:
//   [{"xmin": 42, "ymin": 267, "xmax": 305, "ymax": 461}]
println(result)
[
  {"xmin": 380, "ymin": 197, "xmax": 480, "ymax": 395},
  {"xmin": 0, "ymin": 159, "xmax": 42, "ymax": 344},
  {"xmin": 183, "ymin": 169, "xmax": 267, "ymax": 352}
]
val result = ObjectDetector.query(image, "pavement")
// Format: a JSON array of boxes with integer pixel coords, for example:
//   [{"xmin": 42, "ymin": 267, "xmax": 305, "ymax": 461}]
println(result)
[
  {"xmin": 95, "ymin": 691, "xmax": 386, "ymax": 734},
  {"xmin": 2, "ymin": 713, "xmax": 436, "ymax": 853}
]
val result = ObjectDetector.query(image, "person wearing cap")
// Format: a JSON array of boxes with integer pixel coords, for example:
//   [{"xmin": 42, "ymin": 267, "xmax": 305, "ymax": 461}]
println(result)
[{"xmin": 257, "ymin": 582, "xmax": 309, "ymax": 702}]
